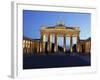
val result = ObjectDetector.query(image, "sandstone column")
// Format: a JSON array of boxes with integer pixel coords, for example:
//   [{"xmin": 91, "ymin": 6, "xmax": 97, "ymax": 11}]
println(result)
[
  {"xmin": 42, "ymin": 34, "xmax": 46, "ymax": 53},
  {"xmin": 54, "ymin": 34, "xmax": 58, "ymax": 52},
  {"xmin": 70, "ymin": 36, "xmax": 73, "ymax": 53},
  {"xmin": 63, "ymin": 35, "xmax": 66, "ymax": 52},
  {"xmin": 77, "ymin": 35, "xmax": 80, "ymax": 53},
  {"xmin": 47, "ymin": 34, "xmax": 52, "ymax": 52}
]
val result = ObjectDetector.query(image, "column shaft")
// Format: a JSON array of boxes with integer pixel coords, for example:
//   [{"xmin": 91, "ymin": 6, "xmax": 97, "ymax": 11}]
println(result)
[
  {"xmin": 42, "ymin": 34, "xmax": 46, "ymax": 53},
  {"xmin": 47, "ymin": 34, "xmax": 52, "ymax": 52},
  {"xmin": 63, "ymin": 35, "xmax": 66, "ymax": 52},
  {"xmin": 70, "ymin": 36, "xmax": 73, "ymax": 53},
  {"xmin": 47, "ymin": 34, "xmax": 50, "ymax": 52},
  {"xmin": 40, "ymin": 41, "xmax": 42, "ymax": 53},
  {"xmin": 77, "ymin": 36, "xmax": 80, "ymax": 53},
  {"xmin": 50, "ymin": 34, "xmax": 52, "ymax": 52},
  {"xmin": 54, "ymin": 34, "xmax": 58, "ymax": 52}
]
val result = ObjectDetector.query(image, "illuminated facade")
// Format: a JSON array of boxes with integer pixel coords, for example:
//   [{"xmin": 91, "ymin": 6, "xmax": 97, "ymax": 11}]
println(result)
[
  {"xmin": 23, "ymin": 22, "xmax": 91, "ymax": 54},
  {"xmin": 78, "ymin": 38, "xmax": 91, "ymax": 53},
  {"xmin": 23, "ymin": 37, "xmax": 42, "ymax": 54}
]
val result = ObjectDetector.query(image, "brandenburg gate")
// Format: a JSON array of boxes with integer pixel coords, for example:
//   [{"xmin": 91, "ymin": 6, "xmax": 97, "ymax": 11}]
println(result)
[{"xmin": 40, "ymin": 22, "xmax": 80, "ymax": 53}]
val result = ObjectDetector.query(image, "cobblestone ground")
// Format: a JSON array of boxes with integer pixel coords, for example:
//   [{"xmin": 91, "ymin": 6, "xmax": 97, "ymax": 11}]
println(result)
[{"xmin": 23, "ymin": 52, "xmax": 91, "ymax": 69}]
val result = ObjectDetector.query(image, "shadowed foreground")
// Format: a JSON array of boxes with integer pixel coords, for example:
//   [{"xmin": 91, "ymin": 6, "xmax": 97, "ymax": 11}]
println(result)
[{"xmin": 23, "ymin": 53, "xmax": 90, "ymax": 69}]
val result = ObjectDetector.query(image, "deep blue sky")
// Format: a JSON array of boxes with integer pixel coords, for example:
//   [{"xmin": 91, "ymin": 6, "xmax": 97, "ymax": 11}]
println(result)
[{"xmin": 23, "ymin": 10, "xmax": 91, "ymax": 47}]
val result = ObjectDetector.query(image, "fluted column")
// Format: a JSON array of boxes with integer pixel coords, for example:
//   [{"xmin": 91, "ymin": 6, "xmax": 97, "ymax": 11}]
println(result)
[
  {"xmin": 37, "ymin": 42, "xmax": 39, "ymax": 53},
  {"xmin": 77, "ymin": 36, "xmax": 80, "ymax": 53},
  {"xmin": 50, "ymin": 34, "xmax": 52, "ymax": 52},
  {"xmin": 54, "ymin": 34, "xmax": 58, "ymax": 52},
  {"xmin": 47, "ymin": 34, "xmax": 50, "ymax": 52},
  {"xmin": 63, "ymin": 35, "xmax": 66, "ymax": 52},
  {"xmin": 70, "ymin": 36, "xmax": 73, "ymax": 53},
  {"xmin": 42, "ymin": 34, "xmax": 46, "ymax": 53},
  {"xmin": 39, "ymin": 41, "xmax": 42, "ymax": 53},
  {"xmin": 47, "ymin": 34, "xmax": 52, "ymax": 52}
]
